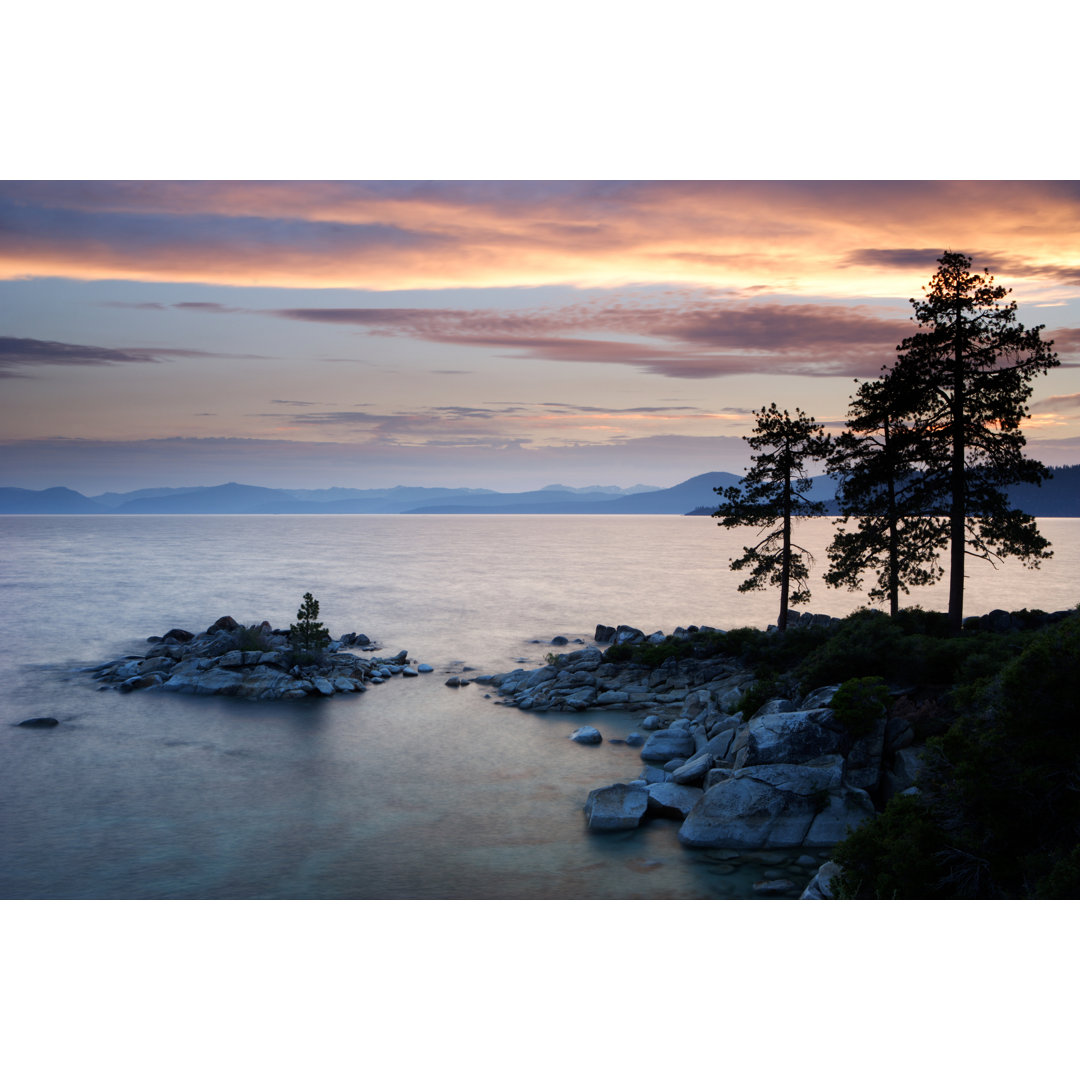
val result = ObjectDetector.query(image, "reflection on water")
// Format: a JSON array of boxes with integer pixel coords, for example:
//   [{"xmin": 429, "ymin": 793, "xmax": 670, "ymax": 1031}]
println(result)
[{"xmin": 1, "ymin": 515, "xmax": 1078, "ymax": 899}]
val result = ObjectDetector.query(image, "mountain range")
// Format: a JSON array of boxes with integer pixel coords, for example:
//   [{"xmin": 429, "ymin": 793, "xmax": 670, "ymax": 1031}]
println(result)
[{"xmin": 1, "ymin": 467, "xmax": 1078, "ymax": 516}]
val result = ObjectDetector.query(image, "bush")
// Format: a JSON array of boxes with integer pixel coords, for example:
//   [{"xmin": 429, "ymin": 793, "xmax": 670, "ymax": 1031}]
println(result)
[
  {"xmin": 233, "ymin": 622, "xmax": 275, "ymax": 652},
  {"xmin": 832, "ymin": 795, "xmax": 952, "ymax": 899},
  {"xmin": 833, "ymin": 612, "xmax": 1080, "ymax": 899},
  {"xmin": 831, "ymin": 676, "xmax": 890, "ymax": 738}
]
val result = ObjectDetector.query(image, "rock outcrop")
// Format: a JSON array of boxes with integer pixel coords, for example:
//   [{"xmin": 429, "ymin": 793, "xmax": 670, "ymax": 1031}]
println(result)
[
  {"xmin": 85, "ymin": 618, "xmax": 433, "ymax": 700},
  {"xmin": 481, "ymin": 620, "xmax": 898, "ymax": 866}
]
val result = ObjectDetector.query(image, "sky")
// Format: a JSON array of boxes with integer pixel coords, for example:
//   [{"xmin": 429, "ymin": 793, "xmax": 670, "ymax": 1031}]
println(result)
[{"xmin": 2, "ymin": 180, "xmax": 1080, "ymax": 494}]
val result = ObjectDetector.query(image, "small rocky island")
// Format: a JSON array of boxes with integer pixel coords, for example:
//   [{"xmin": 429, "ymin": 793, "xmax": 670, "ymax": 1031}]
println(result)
[{"xmin": 85, "ymin": 615, "xmax": 433, "ymax": 699}]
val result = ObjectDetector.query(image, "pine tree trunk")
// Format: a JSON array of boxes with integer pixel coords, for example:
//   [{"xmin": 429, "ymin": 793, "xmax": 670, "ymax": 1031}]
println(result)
[
  {"xmin": 948, "ymin": 301, "xmax": 966, "ymax": 635},
  {"xmin": 884, "ymin": 413, "xmax": 900, "ymax": 618},
  {"xmin": 778, "ymin": 460, "xmax": 792, "ymax": 632}
]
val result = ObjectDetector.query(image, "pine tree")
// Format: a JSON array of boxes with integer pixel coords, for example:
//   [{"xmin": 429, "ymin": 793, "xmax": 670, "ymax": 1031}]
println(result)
[
  {"xmin": 825, "ymin": 374, "xmax": 946, "ymax": 616},
  {"xmin": 891, "ymin": 251, "xmax": 1058, "ymax": 633},
  {"xmin": 290, "ymin": 592, "xmax": 330, "ymax": 654},
  {"xmin": 713, "ymin": 404, "xmax": 830, "ymax": 631}
]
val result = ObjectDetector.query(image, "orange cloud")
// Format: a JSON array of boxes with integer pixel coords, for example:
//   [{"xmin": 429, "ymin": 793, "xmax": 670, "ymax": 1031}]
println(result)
[{"xmin": 2, "ymin": 181, "xmax": 1079, "ymax": 295}]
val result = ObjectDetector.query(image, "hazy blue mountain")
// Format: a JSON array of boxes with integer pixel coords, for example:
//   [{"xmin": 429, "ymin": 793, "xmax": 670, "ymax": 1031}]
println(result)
[
  {"xmin": 113, "ymin": 483, "xmax": 305, "ymax": 514},
  {"xmin": 402, "ymin": 472, "xmax": 747, "ymax": 514},
  {"xmin": 91, "ymin": 486, "xmax": 210, "ymax": 508},
  {"xmin": 275, "ymin": 485, "xmax": 499, "ymax": 504},
  {"xmin": 0, "ymin": 486, "xmax": 105, "ymax": 513},
  {"xmin": 2, "ymin": 468, "xmax": 1076, "ymax": 516}
]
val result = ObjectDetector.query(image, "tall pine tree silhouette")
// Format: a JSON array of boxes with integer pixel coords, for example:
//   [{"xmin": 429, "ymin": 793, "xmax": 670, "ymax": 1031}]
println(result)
[{"xmin": 714, "ymin": 404, "xmax": 829, "ymax": 631}]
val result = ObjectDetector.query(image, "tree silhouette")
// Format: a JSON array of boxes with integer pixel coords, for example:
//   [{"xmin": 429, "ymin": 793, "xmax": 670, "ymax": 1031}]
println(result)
[
  {"xmin": 714, "ymin": 404, "xmax": 829, "ymax": 631},
  {"xmin": 825, "ymin": 374, "xmax": 946, "ymax": 616},
  {"xmin": 891, "ymin": 251, "xmax": 1058, "ymax": 633},
  {"xmin": 289, "ymin": 592, "xmax": 330, "ymax": 653}
]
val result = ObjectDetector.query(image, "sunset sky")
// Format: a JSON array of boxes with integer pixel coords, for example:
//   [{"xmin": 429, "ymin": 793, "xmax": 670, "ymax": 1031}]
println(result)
[{"xmin": 3, "ymin": 180, "xmax": 1079, "ymax": 494}]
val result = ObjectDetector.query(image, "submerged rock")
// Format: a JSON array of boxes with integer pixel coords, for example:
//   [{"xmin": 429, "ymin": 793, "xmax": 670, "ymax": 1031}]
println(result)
[{"xmin": 17, "ymin": 716, "xmax": 60, "ymax": 728}]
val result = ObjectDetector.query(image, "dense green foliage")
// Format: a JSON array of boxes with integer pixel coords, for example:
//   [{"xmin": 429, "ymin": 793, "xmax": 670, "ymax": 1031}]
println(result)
[
  {"xmin": 603, "ymin": 607, "xmax": 1080, "ymax": 898},
  {"xmin": 832, "ymin": 613, "xmax": 1080, "ymax": 898},
  {"xmin": 831, "ymin": 676, "xmax": 890, "ymax": 738}
]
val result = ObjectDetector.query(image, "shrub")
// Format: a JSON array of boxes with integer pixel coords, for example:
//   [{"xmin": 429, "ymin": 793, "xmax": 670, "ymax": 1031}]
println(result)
[
  {"xmin": 234, "ymin": 622, "xmax": 275, "ymax": 652},
  {"xmin": 831, "ymin": 676, "xmax": 890, "ymax": 738},
  {"xmin": 832, "ymin": 612, "xmax": 1080, "ymax": 899},
  {"xmin": 832, "ymin": 795, "xmax": 952, "ymax": 899}
]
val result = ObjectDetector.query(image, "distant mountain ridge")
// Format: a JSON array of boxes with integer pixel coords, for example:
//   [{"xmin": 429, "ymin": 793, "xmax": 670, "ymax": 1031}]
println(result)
[{"xmin": 1, "ymin": 467, "xmax": 1077, "ymax": 516}]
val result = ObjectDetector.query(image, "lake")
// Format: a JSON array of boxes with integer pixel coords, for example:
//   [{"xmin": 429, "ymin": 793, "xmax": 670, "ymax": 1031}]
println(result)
[{"xmin": 2, "ymin": 514, "xmax": 1078, "ymax": 899}]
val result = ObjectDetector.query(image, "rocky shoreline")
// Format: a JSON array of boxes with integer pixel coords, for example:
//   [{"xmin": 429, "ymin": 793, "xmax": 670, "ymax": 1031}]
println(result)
[
  {"xmin": 479, "ymin": 607, "xmax": 1075, "ymax": 897},
  {"xmin": 82, "ymin": 615, "xmax": 434, "ymax": 699},
  {"xmin": 62, "ymin": 605, "xmax": 1067, "ymax": 899},
  {"xmin": 476, "ymin": 618, "xmax": 894, "ymax": 896}
]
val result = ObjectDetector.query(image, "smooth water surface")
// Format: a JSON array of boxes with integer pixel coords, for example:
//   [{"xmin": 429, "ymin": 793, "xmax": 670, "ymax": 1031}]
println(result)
[{"xmin": 3, "ymin": 515, "xmax": 1079, "ymax": 899}]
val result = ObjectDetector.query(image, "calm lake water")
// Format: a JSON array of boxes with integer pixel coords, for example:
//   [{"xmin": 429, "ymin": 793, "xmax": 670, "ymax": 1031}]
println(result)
[{"xmin": 2, "ymin": 514, "xmax": 1078, "ymax": 900}]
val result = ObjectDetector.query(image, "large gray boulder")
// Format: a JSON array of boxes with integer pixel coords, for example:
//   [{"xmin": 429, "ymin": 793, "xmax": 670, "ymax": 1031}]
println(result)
[
  {"xmin": 640, "ymin": 728, "xmax": 698, "ymax": 763},
  {"xmin": 677, "ymin": 757, "xmax": 873, "ymax": 850},
  {"xmin": 670, "ymin": 753, "xmax": 713, "ymax": 785},
  {"xmin": 733, "ymin": 708, "xmax": 844, "ymax": 768},
  {"xmin": 646, "ymin": 782, "xmax": 703, "ymax": 819},
  {"xmin": 679, "ymin": 774, "xmax": 815, "ymax": 848},
  {"xmin": 801, "ymin": 860, "xmax": 844, "ymax": 899},
  {"xmin": 803, "ymin": 788, "xmax": 876, "ymax": 845},
  {"xmin": 163, "ymin": 666, "xmax": 244, "ymax": 696},
  {"xmin": 583, "ymin": 784, "xmax": 649, "ymax": 831}
]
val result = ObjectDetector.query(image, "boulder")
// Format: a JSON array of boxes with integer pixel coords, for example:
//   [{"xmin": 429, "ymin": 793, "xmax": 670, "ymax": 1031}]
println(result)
[
  {"xmin": 801, "ymin": 860, "xmax": 844, "ymax": 899},
  {"xmin": 677, "ymin": 757, "xmax": 869, "ymax": 850},
  {"xmin": 882, "ymin": 745, "xmax": 928, "ymax": 801},
  {"xmin": 640, "ymin": 728, "xmax": 697, "ymax": 763},
  {"xmin": 800, "ymin": 685, "xmax": 841, "ymax": 710},
  {"xmin": 614, "ymin": 625, "xmax": 645, "ymax": 645},
  {"xmin": 207, "ymin": 615, "xmax": 240, "ymax": 634},
  {"xmin": 670, "ymin": 753, "xmax": 713, "ymax": 785},
  {"xmin": 595, "ymin": 624, "xmax": 616, "ymax": 643},
  {"xmin": 417, "ymin": 664, "xmax": 434, "ymax": 674},
  {"xmin": 802, "ymin": 788, "xmax": 876, "ymax": 845},
  {"xmin": 521, "ymin": 666, "xmax": 558, "ymax": 690},
  {"xmin": 564, "ymin": 647, "xmax": 603, "ymax": 670},
  {"xmin": 679, "ymin": 775, "xmax": 816, "ymax": 849},
  {"xmin": 163, "ymin": 628, "xmax": 194, "ymax": 643},
  {"xmin": 647, "ymin": 782, "xmax": 702, "ymax": 819},
  {"xmin": 583, "ymin": 784, "xmax": 649, "ymax": 831},
  {"xmin": 734, "ymin": 709, "xmax": 844, "ymax": 769},
  {"xmin": 570, "ymin": 726, "xmax": 603, "ymax": 745},
  {"xmin": 624, "ymin": 732, "xmax": 646, "ymax": 747},
  {"xmin": 550, "ymin": 636, "xmax": 569, "ymax": 646},
  {"xmin": 162, "ymin": 666, "xmax": 243, "ymax": 696}
]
